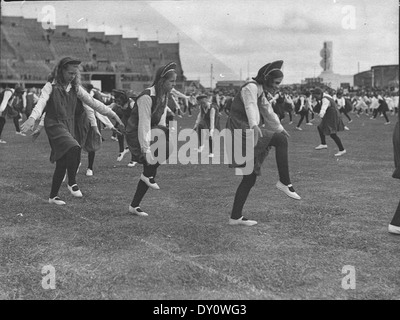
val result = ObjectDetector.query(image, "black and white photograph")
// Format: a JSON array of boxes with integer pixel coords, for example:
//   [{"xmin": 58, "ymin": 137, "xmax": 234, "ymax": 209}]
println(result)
[{"xmin": 0, "ymin": 0, "xmax": 399, "ymax": 305}]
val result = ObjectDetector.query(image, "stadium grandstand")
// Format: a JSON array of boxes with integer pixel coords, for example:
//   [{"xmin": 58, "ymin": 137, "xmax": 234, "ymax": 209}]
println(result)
[{"xmin": 0, "ymin": 15, "xmax": 187, "ymax": 93}]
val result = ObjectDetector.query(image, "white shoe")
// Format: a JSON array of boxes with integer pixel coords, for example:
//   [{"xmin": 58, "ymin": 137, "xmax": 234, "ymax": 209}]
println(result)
[
  {"xmin": 289, "ymin": 121, "xmax": 293, "ymax": 124},
  {"xmin": 67, "ymin": 184, "xmax": 83, "ymax": 197},
  {"xmin": 128, "ymin": 205, "xmax": 148, "ymax": 216},
  {"xmin": 276, "ymin": 181, "xmax": 301, "ymax": 200},
  {"xmin": 295, "ymin": 127, "xmax": 302, "ymax": 131},
  {"xmin": 140, "ymin": 173, "xmax": 160, "ymax": 190},
  {"xmin": 388, "ymin": 224, "xmax": 400, "ymax": 234},
  {"xmin": 315, "ymin": 144, "xmax": 328, "ymax": 150},
  {"xmin": 117, "ymin": 148, "xmax": 129, "ymax": 162},
  {"xmin": 334, "ymin": 150, "xmax": 346, "ymax": 157},
  {"xmin": 229, "ymin": 216, "xmax": 257, "ymax": 226},
  {"xmin": 86, "ymin": 168, "xmax": 93, "ymax": 176},
  {"xmin": 127, "ymin": 161, "xmax": 137, "ymax": 167},
  {"xmin": 16, "ymin": 132, "xmax": 26, "ymax": 136},
  {"xmin": 49, "ymin": 196, "xmax": 66, "ymax": 205},
  {"xmin": 306, "ymin": 122, "xmax": 313, "ymax": 126},
  {"xmin": 384, "ymin": 122, "xmax": 391, "ymax": 125},
  {"xmin": 348, "ymin": 120, "xmax": 353, "ymax": 123},
  {"xmin": 197, "ymin": 145, "xmax": 204, "ymax": 152},
  {"xmin": 344, "ymin": 126, "xmax": 350, "ymax": 130},
  {"xmin": 0, "ymin": 139, "xmax": 6, "ymax": 144},
  {"xmin": 208, "ymin": 153, "xmax": 214, "ymax": 158},
  {"xmin": 110, "ymin": 136, "xmax": 118, "ymax": 141}
]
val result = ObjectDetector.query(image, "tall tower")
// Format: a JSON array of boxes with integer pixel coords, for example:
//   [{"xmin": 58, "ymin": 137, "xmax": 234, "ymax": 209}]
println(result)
[{"xmin": 320, "ymin": 41, "xmax": 333, "ymax": 72}]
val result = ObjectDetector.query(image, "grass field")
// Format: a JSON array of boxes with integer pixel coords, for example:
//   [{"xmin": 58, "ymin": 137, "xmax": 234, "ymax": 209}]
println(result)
[{"xmin": 0, "ymin": 109, "xmax": 399, "ymax": 301}]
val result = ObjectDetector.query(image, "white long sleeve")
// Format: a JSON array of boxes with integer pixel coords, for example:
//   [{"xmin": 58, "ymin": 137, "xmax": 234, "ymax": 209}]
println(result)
[
  {"xmin": 83, "ymin": 104, "xmax": 98, "ymax": 127},
  {"xmin": 298, "ymin": 96, "xmax": 305, "ymax": 112},
  {"xmin": 29, "ymin": 82, "xmax": 52, "ymax": 121},
  {"xmin": 319, "ymin": 96, "xmax": 331, "ymax": 118},
  {"xmin": 210, "ymin": 108, "xmax": 215, "ymax": 130},
  {"xmin": 171, "ymin": 88, "xmax": 189, "ymax": 100},
  {"xmin": 159, "ymin": 107, "xmax": 168, "ymax": 127},
  {"xmin": 240, "ymin": 83, "xmax": 260, "ymax": 128},
  {"xmin": 137, "ymin": 95, "xmax": 153, "ymax": 153},
  {"xmin": 77, "ymin": 86, "xmax": 116, "ymax": 118},
  {"xmin": 0, "ymin": 90, "xmax": 13, "ymax": 114},
  {"xmin": 95, "ymin": 112, "xmax": 114, "ymax": 129}
]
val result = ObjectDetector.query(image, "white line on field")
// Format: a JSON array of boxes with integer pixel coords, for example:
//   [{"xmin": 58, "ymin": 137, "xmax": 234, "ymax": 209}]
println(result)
[{"xmin": 0, "ymin": 179, "xmax": 280, "ymax": 299}]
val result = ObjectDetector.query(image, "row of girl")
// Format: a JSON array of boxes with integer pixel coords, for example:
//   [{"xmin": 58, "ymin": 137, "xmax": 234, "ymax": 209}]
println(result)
[{"xmin": 16, "ymin": 57, "xmax": 399, "ymax": 234}]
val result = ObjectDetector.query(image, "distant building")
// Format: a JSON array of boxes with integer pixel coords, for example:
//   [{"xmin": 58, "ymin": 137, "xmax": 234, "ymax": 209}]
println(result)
[
  {"xmin": 353, "ymin": 65, "xmax": 399, "ymax": 90},
  {"xmin": 353, "ymin": 70, "xmax": 373, "ymax": 88}
]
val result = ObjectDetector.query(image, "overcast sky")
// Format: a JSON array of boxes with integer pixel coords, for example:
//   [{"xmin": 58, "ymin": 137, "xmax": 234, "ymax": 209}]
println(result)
[{"xmin": 2, "ymin": 0, "xmax": 398, "ymax": 87}]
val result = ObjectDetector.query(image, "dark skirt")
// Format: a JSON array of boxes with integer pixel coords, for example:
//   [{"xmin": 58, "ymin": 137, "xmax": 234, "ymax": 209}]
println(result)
[
  {"xmin": 44, "ymin": 116, "xmax": 79, "ymax": 163},
  {"xmin": 318, "ymin": 106, "xmax": 345, "ymax": 135},
  {"xmin": 126, "ymin": 125, "xmax": 171, "ymax": 165},
  {"xmin": 225, "ymin": 116, "xmax": 274, "ymax": 176},
  {"xmin": 298, "ymin": 108, "xmax": 309, "ymax": 116},
  {"xmin": 74, "ymin": 111, "xmax": 102, "ymax": 153}
]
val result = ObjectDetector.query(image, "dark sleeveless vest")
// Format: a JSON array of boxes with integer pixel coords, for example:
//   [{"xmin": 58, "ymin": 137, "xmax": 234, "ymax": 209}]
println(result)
[
  {"xmin": 44, "ymin": 83, "xmax": 78, "ymax": 121},
  {"xmin": 229, "ymin": 81, "xmax": 263, "ymax": 126}
]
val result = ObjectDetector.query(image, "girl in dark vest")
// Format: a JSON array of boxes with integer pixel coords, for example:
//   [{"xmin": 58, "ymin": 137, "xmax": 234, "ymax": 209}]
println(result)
[
  {"xmin": 124, "ymin": 62, "xmax": 177, "ymax": 216},
  {"xmin": 21, "ymin": 57, "xmax": 124, "ymax": 205},
  {"xmin": 388, "ymin": 110, "xmax": 400, "ymax": 234},
  {"xmin": 112, "ymin": 89, "xmax": 137, "ymax": 167},
  {"xmin": 373, "ymin": 92, "xmax": 391, "ymax": 124},
  {"xmin": 295, "ymin": 91, "xmax": 313, "ymax": 130},
  {"xmin": 25, "ymin": 87, "xmax": 39, "ymax": 119},
  {"xmin": 0, "ymin": 86, "xmax": 26, "ymax": 143},
  {"xmin": 312, "ymin": 88, "xmax": 346, "ymax": 156},
  {"xmin": 79, "ymin": 83, "xmax": 119, "ymax": 176},
  {"xmin": 225, "ymin": 60, "xmax": 301, "ymax": 227},
  {"xmin": 193, "ymin": 94, "xmax": 220, "ymax": 157}
]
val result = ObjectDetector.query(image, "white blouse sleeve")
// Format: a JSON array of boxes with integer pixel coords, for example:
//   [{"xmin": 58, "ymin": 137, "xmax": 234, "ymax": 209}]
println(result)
[
  {"xmin": 29, "ymin": 82, "xmax": 52, "ymax": 121},
  {"xmin": 319, "ymin": 97, "xmax": 330, "ymax": 118},
  {"xmin": 77, "ymin": 86, "xmax": 116, "ymax": 118},
  {"xmin": 137, "ymin": 95, "xmax": 153, "ymax": 153},
  {"xmin": 0, "ymin": 90, "xmax": 13, "ymax": 114},
  {"xmin": 240, "ymin": 83, "xmax": 260, "ymax": 128},
  {"xmin": 83, "ymin": 104, "xmax": 98, "ymax": 127}
]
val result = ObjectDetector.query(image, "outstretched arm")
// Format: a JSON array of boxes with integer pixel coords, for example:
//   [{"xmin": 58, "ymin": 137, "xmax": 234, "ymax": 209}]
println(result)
[
  {"xmin": 21, "ymin": 82, "xmax": 52, "ymax": 133},
  {"xmin": 77, "ymin": 86, "xmax": 124, "ymax": 127}
]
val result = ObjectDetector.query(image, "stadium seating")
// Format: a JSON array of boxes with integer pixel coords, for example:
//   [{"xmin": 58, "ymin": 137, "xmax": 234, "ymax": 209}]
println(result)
[
  {"xmin": 89, "ymin": 38, "xmax": 125, "ymax": 62},
  {"xmin": 0, "ymin": 14, "xmax": 184, "ymax": 84},
  {"xmin": 51, "ymin": 34, "xmax": 91, "ymax": 62}
]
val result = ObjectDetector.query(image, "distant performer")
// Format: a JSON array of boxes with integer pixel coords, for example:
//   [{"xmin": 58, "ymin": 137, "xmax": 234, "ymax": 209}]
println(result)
[
  {"xmin": 225, "ymin": 60, "xmax": 301, "ymax": 227},
  {"xmin": 21, "ymin": 57, "xmax": 124, "ymax": 205},
  {"xmin": 312, "ymin": 88, "xmax": 346, "ymax": 157},
  {"xmin": 124, "ymin": 62, "xmax": 177, "ymax": 217}
]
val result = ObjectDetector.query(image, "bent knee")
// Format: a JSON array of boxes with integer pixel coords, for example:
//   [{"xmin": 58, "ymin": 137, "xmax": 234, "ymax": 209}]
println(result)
[{"xmin": 273, "ymin": 132, "xmax": 288, "ymax": 147}]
